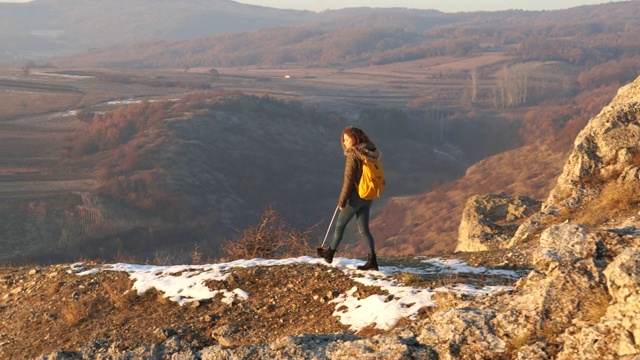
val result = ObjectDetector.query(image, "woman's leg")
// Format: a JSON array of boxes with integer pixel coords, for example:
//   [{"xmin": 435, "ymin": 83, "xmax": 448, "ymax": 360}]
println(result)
[
  {"xmin": 355, "ymin": 201, "xmax": 375, "ymax": 255},
  {"xmin": 329, "ymin": 202, "xmax": 358, "ymax": 250},
  {"xmin": 355, "ymin": 200, "xmax": 378, "ymax": 270}
]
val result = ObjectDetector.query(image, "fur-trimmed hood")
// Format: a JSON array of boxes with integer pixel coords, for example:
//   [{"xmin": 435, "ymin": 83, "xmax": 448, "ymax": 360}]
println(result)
[{"xmin": 345, "ymin": 142, "xmax": 381, "ymax": 161}]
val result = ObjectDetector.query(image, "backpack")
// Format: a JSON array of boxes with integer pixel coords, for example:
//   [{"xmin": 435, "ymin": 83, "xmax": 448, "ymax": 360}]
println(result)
[{"xmin": 358, "ymin": 157, "xmax": 386, "ymax": 200}]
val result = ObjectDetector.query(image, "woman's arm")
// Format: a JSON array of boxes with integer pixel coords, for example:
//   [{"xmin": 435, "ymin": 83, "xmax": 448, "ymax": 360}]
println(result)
[{"xmin": 338, "ymin": 153, "xmax": 359, "ymax": 209}]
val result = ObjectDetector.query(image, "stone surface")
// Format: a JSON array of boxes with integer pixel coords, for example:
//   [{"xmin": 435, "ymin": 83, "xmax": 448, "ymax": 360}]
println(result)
[
  {"xmin": 417, "ymin": 308, "xmax": 505, "ymax": 360},
  {"xmin": 511, "ymin": 76, "xmax": 640, "ymax": 246},
  {"xmin": 456, "ymin": 193, "xmax": 540, "ymax": 252}
]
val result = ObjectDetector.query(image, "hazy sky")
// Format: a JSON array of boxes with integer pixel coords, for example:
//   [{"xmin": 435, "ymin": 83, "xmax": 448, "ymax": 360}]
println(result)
[
  {"xmin": 235, "ymin": 0, "xmax": 625, "ymax": 12},
  {"xmin": 0, "ymin": 0, "xmax": 627, "ymax": 12}
]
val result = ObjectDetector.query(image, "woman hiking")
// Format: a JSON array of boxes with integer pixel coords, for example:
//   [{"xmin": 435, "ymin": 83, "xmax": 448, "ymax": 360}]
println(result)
[{"xmin": 317, "ymin": 126, "xmax": 382, "ymax": 271}]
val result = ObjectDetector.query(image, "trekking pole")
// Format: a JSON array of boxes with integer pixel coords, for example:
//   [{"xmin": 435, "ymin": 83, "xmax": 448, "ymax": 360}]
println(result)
[{"xmin": 320, "ymin": 206, "xmax": 339, "ymax": 249}]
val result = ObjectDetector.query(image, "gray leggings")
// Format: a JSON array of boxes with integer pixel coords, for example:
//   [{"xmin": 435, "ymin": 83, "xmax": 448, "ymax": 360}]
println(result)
[{"xmin": 329, "ymin": 197, "xmax": 375, "ymax": 254}]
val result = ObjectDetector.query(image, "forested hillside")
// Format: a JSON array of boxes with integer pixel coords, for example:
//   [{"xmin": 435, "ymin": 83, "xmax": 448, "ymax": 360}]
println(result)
[{"xmin": 50, "ymin": 2, "xmax": 640, "ymax": 75}]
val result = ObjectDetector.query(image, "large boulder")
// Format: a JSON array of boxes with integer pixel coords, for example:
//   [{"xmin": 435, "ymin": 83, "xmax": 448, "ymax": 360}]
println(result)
[
  {"xmin": 417, "ymin": 308, "xmax": 505, "ymax": 360},
  {"xmin": 456, "ymin": 193, "xmax": 540, "ymax": 252},
  {"xmin": 557, "ymin": 247, "xmax": 640, "ymax": 359}
]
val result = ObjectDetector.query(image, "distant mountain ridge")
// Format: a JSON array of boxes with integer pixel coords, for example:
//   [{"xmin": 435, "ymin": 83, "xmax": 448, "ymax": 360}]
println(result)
[
  {"xmin": 0, "ymin": 0, "xmax": 315, "ymax": 62},
  {"xmin": 4, "ymin": 0, "xmax": 639, "ymax": 69},
  {"xmin": 0, "ymin": 0, "xmax": 450, "ymax": 64}
]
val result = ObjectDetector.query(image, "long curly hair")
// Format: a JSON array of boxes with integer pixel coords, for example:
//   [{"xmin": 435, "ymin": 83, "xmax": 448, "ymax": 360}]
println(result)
[{"xmin": 341, "ymin": 126, "xmax": 371, "ymax": 151}]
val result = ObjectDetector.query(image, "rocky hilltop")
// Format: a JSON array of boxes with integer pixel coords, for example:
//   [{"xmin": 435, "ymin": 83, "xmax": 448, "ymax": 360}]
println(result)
[{"xmin": 3, "ymin": 77, "xmax": 640, "ymax": 359}]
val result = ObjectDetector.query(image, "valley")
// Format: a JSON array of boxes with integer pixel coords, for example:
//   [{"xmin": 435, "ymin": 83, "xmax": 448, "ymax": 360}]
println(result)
[
  {"xmin": 0, "ymin": 53, "xmax": 524, "ymax": 265},
  {"xmin": 1, "ymin": 1, "xmax": 636, "ymax": 264}
]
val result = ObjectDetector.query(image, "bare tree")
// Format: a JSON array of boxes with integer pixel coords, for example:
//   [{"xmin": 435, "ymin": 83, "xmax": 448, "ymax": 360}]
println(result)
[
  {"xmin": 208, "ymin": 68, "xmax": 220, "ymax": 79},
  {"xmin": 469, "ymin": 67, "xmax": 479, "ymax": 104},
  {"xmin": 495, "ymin": 64, "xmax": 531, "ymax": 108},
  {"xmin": 22, "ymin": 60, "xmax": 36, "ymax": 76}
]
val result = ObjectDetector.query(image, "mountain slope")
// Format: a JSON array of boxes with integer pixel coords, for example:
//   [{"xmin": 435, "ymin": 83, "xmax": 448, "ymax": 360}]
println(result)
[
  {"xmin": 3, "ymin": 86, "xmax": 467, "ymax": 265},
  {"xmin": 0, "ymin": 0, "xmax": 313, "ymax": 62}
]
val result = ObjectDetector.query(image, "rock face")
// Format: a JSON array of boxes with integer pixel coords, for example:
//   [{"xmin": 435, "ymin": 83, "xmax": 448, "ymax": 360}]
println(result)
[
  {"xmin": 545, "ymin": 100, "xmax": 640, "ymax": 212},
  {"xmin": 512, "ymin": 76, "xmax": 640, "ymax": 245},
  {"xmin": 429, "ymin": 75, "xmax": 640, "ymax": 359},
  {"xmin": 456, "ymin": 194, "xmax": 540, "ymax": 252},
  {"xmin": 428, "ymin": 221, "xmax": 638, "ymax": 360}
]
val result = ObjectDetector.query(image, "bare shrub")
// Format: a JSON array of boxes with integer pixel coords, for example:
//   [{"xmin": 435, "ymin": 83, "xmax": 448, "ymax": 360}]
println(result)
[
  {"xmin": 61, "ymin": 300, "xmax": 95, "ymax": 327},
  {"xmin": 221, "ymin": 206, "xmax": 315, "ymax": 261},
  {"xmin": 397, "ymin": 272, "xmax": 423, "ymax": 286},
  {"xmin": 190, "ymin": 244, "xmax": 203, "ymax": 265}
]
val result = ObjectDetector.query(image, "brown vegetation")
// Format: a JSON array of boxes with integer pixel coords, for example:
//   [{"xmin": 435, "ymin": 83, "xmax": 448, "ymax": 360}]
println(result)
[
  {"xmin": 220, "ymin": 206, "xmax": 316, "ymax": 261},
  {"xmin": 570, "ymin": 179, "xmax": 640, "ymax": 226}
]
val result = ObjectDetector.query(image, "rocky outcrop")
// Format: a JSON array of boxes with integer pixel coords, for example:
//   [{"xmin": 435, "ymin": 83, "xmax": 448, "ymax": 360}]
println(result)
[
  {"xmin": 35, "ymin": 220, "xmax": 640, "ymax": 360},
  {"xmin": 558, "ymin": 245, "xmax": 640, "ymax": 359},
  {"xmin": 431, "ymin": 221, "xmax": 638, "ymax": 360},
  {"xmin": 456, "ymin": 193, "xmax": 540, "ymax": 252},
  {"xmin": 35, "ymin": 333, "xmax": 436, "ymax": 360},
  {"xmin": 429, "ymin": 75, "xmax": 640, "ymax": 359},
  {"xmin": 512, "ymin": 76, "xmax": 640, "ymax": 245},
  {"xmin": 442, "ymin": 75, "xmax": 640, "ymax": 358},
  {"xmin": 544, "ymin": 98, "xmax": 640, "ymax": 212}
]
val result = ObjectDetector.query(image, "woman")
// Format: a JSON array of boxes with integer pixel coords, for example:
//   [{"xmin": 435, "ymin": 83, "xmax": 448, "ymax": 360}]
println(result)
[{"xmin": 317, "ymin": 126, "xmax": 381, "ymax": 271}]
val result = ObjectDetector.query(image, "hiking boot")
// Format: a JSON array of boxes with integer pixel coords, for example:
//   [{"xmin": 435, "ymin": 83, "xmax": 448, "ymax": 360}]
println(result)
[
  {"xmin": 357, "ymin": 254, "xmax": 378, "ymax": 271},
  {"xmin": 317, "ymin": 247, "xmax": 335, "ymax": 264}
]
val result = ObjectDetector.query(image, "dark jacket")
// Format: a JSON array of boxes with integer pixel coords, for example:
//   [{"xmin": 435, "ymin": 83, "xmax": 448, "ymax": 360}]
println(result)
[{"xmin": 338, "ymin": 142, "xmax": 381, "ymax": 208}]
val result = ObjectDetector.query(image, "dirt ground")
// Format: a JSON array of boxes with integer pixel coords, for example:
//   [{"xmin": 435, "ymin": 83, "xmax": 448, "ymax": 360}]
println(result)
[
  {"xmin": 0, "ymin": 261, "xmax": 395, "ymax": 358},
  {"xmin": 0, "ymin": 251, "xmax": 529, "ymax": 358}
]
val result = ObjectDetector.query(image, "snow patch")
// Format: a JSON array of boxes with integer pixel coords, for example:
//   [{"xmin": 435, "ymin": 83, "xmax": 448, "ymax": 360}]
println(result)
[{"xmin": 77, "ymin": 256, "xmax": 518, "ymax": 331}]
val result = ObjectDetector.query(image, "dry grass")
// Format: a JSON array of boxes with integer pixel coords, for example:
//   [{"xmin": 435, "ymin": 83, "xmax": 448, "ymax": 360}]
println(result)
[
  {"xmin": 578, "ymin": 289, "xmax": 611, "ymax": 325},
  {"xmin": 505, "ymin": 331, "xmax": 532, "ymax": 354},
  {"xmin": 431, "ymin": 291, "xmax": 461, "ymax": 310},
  {"xmin": 101, "ymin": 273, "xmax": 137, "ymax": 310},
  {"xmin": 572, "ymin": 180, "xmax": 640, "ymax": 226},
  {"xmin": 60, "ymin": 300, "xmax": 95, "ymax": 327},
  {"xmin": 396, "ymin": 272, "xmax": 424, "ymax": 286},
  {"xmin": 47, "ymin": 281, "xmax": 64, "ymax": 297}
]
